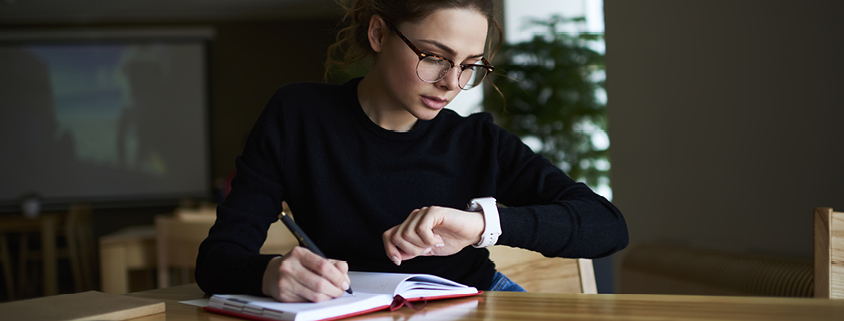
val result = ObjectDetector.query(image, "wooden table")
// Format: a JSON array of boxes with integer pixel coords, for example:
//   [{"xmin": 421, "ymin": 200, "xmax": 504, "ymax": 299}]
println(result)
[{"xmin": 124, "ymin": 283, "xmax": 844, "ymax": 320}]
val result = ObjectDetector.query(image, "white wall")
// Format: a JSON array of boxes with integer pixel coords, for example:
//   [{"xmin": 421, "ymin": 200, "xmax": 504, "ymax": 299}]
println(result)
[{"xmin": 605, "ymin": 0, "xmax": 844, "ymax": 287}]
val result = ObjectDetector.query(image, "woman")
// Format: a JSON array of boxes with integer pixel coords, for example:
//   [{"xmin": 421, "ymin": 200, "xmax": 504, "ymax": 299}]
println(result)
[{"xmin": 196, "ymin": 0, "xmax": 628, "ymax": 303}]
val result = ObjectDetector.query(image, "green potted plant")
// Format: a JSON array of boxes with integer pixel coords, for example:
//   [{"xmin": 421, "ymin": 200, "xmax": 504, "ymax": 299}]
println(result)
[{"xmin": 484, "ymin": 15, "xmax": 609, "ymax": 191}]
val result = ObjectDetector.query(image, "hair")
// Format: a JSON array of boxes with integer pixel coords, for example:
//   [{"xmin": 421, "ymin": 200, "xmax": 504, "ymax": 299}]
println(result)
[{"xmin": 325, "ymin": 0, "xmax": 503, "ymax": 80}]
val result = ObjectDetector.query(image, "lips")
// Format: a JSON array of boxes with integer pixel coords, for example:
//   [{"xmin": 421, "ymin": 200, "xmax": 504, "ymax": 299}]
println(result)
[{"xmin": 420, "ymin": 95, "xmax": 448, "ymax": 110}]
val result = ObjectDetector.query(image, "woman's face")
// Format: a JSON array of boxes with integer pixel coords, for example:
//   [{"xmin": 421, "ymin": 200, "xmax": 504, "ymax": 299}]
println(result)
[{"xmin": 374, "ymin": 8, "xmax": 489, "ymax": 121}]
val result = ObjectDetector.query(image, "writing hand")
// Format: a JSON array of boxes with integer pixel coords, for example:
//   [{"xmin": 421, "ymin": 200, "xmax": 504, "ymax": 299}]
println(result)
[
  {"xmin": 382, "ymin": 206, "xmax": 484, "ymax": 266},
  {"xmin": 261, "ymin": 246, "xmax": 351, "ymax": 302}
]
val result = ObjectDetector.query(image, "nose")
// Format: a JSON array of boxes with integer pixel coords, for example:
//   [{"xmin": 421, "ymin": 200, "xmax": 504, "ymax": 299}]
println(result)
[{"xmin": 435, "ymin": 66, "xmax": 461, "ymax": 91}]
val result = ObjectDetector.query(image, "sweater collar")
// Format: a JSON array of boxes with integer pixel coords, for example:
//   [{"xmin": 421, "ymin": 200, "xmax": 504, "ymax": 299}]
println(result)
[{"xmin": 345, "ymin": 77, "xmax": 433, "ymax": 142}]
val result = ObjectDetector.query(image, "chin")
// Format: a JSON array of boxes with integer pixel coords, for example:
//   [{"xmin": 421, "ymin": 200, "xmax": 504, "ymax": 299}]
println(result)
[{"xmin": 413, "ymin": 108, "xmax": 443, "ymax": 121}]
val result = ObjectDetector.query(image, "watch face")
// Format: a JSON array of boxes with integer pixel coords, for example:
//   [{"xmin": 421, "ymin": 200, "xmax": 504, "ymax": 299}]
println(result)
[
  {"xmin": 468, "ymin": 201, "xmax": 481, "ymax": 212},
  {"xmin": 469, "ymin": 197, "xmax": 496, "ymax": 210}
]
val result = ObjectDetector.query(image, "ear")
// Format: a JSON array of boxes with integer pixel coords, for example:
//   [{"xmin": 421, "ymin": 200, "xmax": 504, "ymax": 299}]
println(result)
[{"xmin": 367, "ymin": 14, "xmax": 389, "ymax": 53}]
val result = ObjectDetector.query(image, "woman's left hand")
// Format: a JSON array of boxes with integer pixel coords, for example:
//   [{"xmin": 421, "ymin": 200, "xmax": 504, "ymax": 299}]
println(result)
[{"xmin": 382, "ymin": 206, "xmax": 485, "ymax": 266}]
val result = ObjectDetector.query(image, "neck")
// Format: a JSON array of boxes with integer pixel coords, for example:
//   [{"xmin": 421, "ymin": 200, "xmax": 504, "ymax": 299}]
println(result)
[{"xmin": 357, "ymin": 73, "xmax": 418, "ymax": 132}]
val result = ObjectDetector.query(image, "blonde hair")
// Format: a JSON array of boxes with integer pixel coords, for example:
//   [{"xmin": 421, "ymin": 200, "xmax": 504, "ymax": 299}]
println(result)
[{"xmin": 325, "ymin": 0, "xmax": 503, "ymax": 80}]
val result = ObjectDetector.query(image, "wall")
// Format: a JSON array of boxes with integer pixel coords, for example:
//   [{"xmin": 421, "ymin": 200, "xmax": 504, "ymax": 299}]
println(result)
[
  {"xmin": 604, "ymin": 0, "xmax": 844, "ymax": 289},
  {"xmin": 205, "ymin": 19, "xmax": 339, "ymax": 180}
]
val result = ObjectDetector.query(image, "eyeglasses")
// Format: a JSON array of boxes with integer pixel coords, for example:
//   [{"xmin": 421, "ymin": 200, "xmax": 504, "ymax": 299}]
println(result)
[{"xmin": 387, "ymin": 23, "xmax": 494, "ymax": 90}]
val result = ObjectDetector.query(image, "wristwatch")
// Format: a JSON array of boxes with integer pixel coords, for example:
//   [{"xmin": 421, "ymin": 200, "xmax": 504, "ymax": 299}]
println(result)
[{"xmin": 467, "ymin": 197, "xmax": 501, "ymax": 248}]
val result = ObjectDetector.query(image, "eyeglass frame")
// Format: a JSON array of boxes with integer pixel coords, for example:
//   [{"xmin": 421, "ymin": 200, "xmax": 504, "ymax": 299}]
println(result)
[{"xmin": 386, "ymin": 22, "xmax": 494, "ymax": 90}]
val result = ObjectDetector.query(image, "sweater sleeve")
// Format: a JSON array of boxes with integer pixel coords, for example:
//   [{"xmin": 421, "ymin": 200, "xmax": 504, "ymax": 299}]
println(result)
[
  {"xmin": 195, "ymin": 91, "xmax": 288, "ymax": 295},
  {"xmin": 490, "ymin": 123, "xmax": 628, "ymax": 259}
]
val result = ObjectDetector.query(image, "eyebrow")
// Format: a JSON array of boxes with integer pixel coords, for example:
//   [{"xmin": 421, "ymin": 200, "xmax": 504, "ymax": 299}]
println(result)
[{"xmin": 417, "ymin": 39, "xmax": 485, "ymax": 60}]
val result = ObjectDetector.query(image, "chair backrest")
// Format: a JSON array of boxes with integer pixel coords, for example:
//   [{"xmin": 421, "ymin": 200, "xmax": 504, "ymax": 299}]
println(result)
[
  {"xmin": 173, "ymin": 203, "xmax": 217, "ymax": 221},
  {"xmin": 488, "ymin": 245, "xmax": 597, "ymax": 293},
  {"xmin": 64, "ymin": 203, "xmax": 94, "ymax": 292},
  {"xmin": 155, "ymin": 208, "xmax": 299, "ymax": 288},
  {"xmin": 814, "ymin": 207, "xmax": 844, "ymax": 299}
]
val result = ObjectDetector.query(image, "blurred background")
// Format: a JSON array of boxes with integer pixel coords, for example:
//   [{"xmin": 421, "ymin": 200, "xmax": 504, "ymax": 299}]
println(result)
[{"xmin": 0, "ymin": 0, "xmax": 842, "ymax": 302}]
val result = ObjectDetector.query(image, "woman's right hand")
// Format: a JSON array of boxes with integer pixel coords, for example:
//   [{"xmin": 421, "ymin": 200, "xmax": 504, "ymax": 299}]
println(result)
[{"xmin": 261, "ymin": 246, "xmax": 350, "ymax": 302}]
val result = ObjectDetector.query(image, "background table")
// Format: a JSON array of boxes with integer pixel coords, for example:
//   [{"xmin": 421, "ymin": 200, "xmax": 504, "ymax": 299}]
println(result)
[
  {"xmin": 124, "ymin": 283, "xmax": 844, "ymax": 321},
  {"xmin": 99, "ymin": 225, "xmax": 157, "ymax": 294}
]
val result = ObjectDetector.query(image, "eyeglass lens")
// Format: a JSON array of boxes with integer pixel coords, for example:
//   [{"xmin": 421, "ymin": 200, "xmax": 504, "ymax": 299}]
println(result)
[{"xmin": 416, "ymin": 56, "xmax": 488, "ymax": 89}]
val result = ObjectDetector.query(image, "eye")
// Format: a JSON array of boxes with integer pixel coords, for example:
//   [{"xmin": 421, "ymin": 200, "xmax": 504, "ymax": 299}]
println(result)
[{"xmin": 421, "ymin": 55, "xmax": 448, "ymax": 66}]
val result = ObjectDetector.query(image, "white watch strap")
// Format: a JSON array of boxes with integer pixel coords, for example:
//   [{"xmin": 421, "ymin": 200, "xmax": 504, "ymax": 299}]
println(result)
[{"xmin": 467, "ymin": 197, "xmax": 501, "ymax": 248}]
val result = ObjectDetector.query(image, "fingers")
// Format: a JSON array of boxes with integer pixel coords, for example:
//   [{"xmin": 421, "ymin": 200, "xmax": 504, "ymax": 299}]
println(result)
[
  {"xmin": 295, "ymin": 247, "xmax": 350, "ymax": 295},
  {"xmin": 406, "ymin": 207, "xmax": 447, "ymax": 247},
  {"xmin": 277, "ymin": 275, "xmax": 333, "ymax": 303},
  {"xmin": 383, "ymin": 207, "xmax": 449, "ymax": 265},
  {"xmin": 330, "ymin": 259, "xmax": 351, "ymax": 288},
  {"xmin": 394, "ymin": 209, "xmax": 432, "ymax": 259},
  {"xmin": 382, "ymin": 226, "xmax": 408, "ymax": 266},
  {"xmin": 263, "ymin": 247, "xmax": 350, "ymax": 302}
]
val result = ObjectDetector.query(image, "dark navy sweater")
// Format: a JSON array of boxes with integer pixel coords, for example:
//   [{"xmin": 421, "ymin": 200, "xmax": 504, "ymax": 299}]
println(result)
[{"xmin": 195, "ymin": 78, "xmax": 628, "ymax": 295}]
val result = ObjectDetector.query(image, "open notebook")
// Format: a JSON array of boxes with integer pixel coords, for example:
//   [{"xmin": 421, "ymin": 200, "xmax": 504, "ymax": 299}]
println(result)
[{"xmin": 204, "ymin": 271, "xmax": 481, "ymax": 321}]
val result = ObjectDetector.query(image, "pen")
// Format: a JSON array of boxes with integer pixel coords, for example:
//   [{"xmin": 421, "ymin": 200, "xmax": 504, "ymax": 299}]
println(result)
[{"xmin": 278, "ymin": 211, "xmax": 354, "ymax": 296}]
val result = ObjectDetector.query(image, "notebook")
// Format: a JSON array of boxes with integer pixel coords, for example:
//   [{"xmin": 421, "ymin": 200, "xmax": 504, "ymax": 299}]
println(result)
[{"xmin": 204, "ymin": 271, "xmax": 481, "ymax": 321}]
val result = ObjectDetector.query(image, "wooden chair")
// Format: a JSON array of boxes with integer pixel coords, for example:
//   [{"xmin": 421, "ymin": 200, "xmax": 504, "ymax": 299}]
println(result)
[
  {"xmin": 0, "ymin": 233, "xmax": 13, "ymax": 300},
  {"xmin": 155, "ymin": 206, "xmax": 299, "ymax": 288},
  {"xmin": 17, "ymin": 204, "xmax": 94, "ymax": 296},
  {"xmin": 814, "ymin": 207, "xmax": 844, "ymax": 299},
  {"xmin": 64, "ymin": 203, "xmax": 95, "ymax": 292},
  {"xmin": 488, "ymin": 245, "xmax": 597, "ymax": 293}
]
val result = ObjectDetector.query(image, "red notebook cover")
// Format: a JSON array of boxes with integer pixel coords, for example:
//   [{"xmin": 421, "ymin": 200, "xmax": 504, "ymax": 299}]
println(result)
[{"xmin": 203, "ymin": 291, "xmax": 482, "ymax": 321}]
